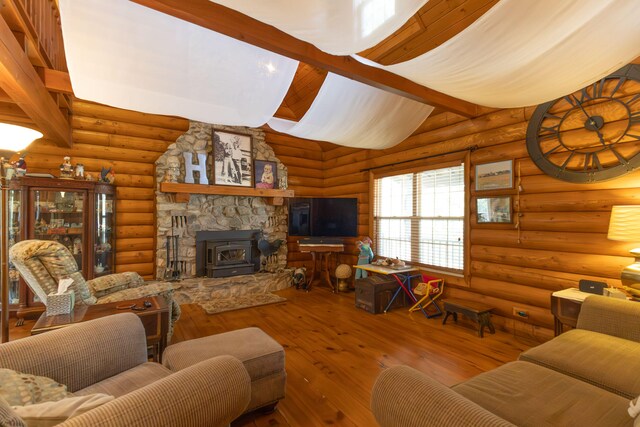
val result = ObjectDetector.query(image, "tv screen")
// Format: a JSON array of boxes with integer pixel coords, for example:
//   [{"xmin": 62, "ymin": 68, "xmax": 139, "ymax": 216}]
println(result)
[{"xmin": 289, "ymin": 198, "xmax": 358, "ymax": 237}]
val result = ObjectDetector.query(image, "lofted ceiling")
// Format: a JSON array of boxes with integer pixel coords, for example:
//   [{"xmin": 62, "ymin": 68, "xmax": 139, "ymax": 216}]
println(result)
[
  {"xmin": 5, "ymin": 0, "xmax": 637, "ymax": 150},
  {"xmin": 0, "ymin": 0, "xmax": 500, "ymax": 144},
  {"xmin": 273, "ymin": 0, "xmax": 498, "ymax": 121}
]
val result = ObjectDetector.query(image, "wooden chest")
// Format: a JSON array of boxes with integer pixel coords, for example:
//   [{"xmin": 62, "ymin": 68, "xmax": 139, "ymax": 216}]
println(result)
[{"xmin": 355, "ymin": 275, "xmax": 408, "ymax": 314}]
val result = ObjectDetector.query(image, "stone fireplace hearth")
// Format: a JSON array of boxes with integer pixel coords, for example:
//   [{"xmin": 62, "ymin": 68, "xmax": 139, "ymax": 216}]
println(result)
[{"xmin": 155, "ymin": 122, "xmax": 288, "ymax": 280}]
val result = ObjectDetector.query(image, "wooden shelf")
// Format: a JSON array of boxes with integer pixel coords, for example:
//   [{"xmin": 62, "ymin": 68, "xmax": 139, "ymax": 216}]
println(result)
[{"xmin": 160, "ymin": 182, "xmax": 295, "ymax": 205}]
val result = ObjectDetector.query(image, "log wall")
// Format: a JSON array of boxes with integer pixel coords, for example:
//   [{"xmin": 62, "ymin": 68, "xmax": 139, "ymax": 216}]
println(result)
[
  {"xmin": 18, "ymin": 96, "xmax": 639, "ymax": 339},
  {"xmin": 23, "ymin": 99, "xmax": 190, "ymax": 279},
  {"xmin": 318, "ymin": 104, "xmax": 640, "ymax": 340}
]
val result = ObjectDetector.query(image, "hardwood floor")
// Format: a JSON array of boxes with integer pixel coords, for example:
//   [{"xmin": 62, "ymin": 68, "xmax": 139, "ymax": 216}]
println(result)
[
  {"xmin": 8, "ymin": 287, "xmax": 540, "ymax": 426},
  {"xmin": 175, "ymin": 287, "xmax": 538, "ymax": 426}
]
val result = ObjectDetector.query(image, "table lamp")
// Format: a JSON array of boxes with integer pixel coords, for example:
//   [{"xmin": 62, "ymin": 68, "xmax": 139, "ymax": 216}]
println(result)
[
  {"xmin": 607, "ymin": 205, "xmax": 640, "ymax": 294},
  {"xmin": 0, "ymin": 123, "xmax": 43, "ymax": 342}
]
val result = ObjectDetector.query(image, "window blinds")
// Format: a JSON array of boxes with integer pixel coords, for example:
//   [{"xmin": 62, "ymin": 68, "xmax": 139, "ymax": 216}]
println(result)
[{"xmin": 373, "ymin": 164, "xmax": 464, "ymax": 270}]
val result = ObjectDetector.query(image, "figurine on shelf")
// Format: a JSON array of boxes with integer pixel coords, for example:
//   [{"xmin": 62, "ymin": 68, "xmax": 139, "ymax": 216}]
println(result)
[
  {"xmin": 355, "ymin": 237, "xmax": 374, "ymax": 279},
  {"xmin": 85, "ymin": 172, "xmax": 94, "ymax": 181},
  {"xmin": 2, "ymin": 158, "xmax": 15, "ymax": 180},
  {"xmin": 34, "ymin": 218, "xmax": 48, "ymax": 234},
  {"xmin": 59, "ymin": 156, "xmax": 74, "ymax": 179},
  {"xmin": 74, "ymin": 163, "xmax": 85, "ymax": 180},
  {"xmin": 14, "ymin": 157, "xmax": 26, "ymax": 177},
  {"xmin": 73, "ymin": 238, "xmax": 82, "ymax": 255},
  {"xmin": 61, "ymin": 236, "xmax": 72, "ymax": 251},
  {"xmin": 100, "ymin": 167, "xmax": 115, "ymax": 184}
]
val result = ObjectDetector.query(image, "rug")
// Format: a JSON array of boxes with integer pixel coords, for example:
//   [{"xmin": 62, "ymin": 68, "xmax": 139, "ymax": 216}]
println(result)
[{"xmin": 199, "ymin": 293, "xmax": 287, "ymax": 315}]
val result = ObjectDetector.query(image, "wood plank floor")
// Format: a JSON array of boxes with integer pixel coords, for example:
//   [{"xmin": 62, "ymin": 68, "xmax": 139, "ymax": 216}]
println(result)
[{"xmin": 9, "ymin": 287, "xmax": 540, "ymax": 426}]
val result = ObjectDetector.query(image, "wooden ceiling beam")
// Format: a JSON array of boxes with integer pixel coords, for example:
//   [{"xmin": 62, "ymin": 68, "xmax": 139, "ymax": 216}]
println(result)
[
  {"xmin": 130, "ymin": 0, "xmax": 479, "ymax": 117},
  {"xmin": 35, "ymin": 67, "xmax": 73, "ymax": 95},
  {"xmin": 0, "ymin": 16, "xmax": 71, "ymax": 147}
]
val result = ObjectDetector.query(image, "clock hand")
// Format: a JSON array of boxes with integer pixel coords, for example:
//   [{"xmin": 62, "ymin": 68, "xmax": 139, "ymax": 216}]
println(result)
[
  {"xmin": 595, "ymin": 128, "xmax": 607, "ymax": 146},
  {"xmin": 571, "ymin": 94, "xmax": 597, "ymax": 127}
]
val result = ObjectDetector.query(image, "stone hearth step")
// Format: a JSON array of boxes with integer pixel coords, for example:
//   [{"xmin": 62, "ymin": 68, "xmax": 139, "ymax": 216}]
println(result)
[{"xmin": 171, "ymin": 271, "xmax": 292, "ymax": 305}]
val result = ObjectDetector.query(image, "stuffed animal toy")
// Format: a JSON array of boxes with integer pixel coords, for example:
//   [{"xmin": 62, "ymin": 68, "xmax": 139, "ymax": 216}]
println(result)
[{"xmin": 355, "ymin": 237, "xmax": 374, "ymax": 279}]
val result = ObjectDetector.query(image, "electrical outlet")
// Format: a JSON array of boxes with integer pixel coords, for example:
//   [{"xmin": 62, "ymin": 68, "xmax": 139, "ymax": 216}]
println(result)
[{"xmin": 513, "ymin": 307, "xmax": 529, "ymax": 318}]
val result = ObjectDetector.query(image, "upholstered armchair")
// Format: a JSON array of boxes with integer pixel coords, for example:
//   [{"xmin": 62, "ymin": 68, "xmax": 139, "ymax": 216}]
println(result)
[{"xmin": 9, "ymin": 240, "xmax": 180, "ymax": 330}]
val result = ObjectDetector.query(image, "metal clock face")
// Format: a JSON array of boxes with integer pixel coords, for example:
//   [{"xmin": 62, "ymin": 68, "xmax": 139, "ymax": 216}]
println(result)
[{"xmin": 526, "ymin": 64, "xmax": 640, "ymax": 183}]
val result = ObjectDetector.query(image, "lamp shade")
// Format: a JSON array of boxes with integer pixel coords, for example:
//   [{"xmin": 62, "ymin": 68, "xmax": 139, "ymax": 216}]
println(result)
[
  {"xmin": 607, "ymin": 205, "xmax": 640, "ymax": 241},
  {"xmin": 0, "ymin": 123, "xmax": 42, "ymax": 152}
]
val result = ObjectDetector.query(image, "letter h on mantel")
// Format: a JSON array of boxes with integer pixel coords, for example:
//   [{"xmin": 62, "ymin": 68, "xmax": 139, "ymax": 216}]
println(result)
[{"xmin": 183, "ymin": 152, "xmax": 209, "ymax": 185}]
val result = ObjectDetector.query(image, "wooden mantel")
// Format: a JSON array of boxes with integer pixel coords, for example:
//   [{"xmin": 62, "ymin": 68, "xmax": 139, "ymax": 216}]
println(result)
[{"xmin": 160, "ymin": 182, "xmax": 295, "ymax": 205}]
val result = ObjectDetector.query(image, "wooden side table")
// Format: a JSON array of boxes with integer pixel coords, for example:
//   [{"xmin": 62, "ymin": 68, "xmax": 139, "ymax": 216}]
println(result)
[
  {"xmin": 31, "ymin": 296, "xmax": 170, "ymax": 362},
  {"xmin": 298, "ymin": 243, "xmax": 344, "ymax": 292},
  {"xmin": 550, "ymin": 294, "xmax": 583, "ymax": 336}
]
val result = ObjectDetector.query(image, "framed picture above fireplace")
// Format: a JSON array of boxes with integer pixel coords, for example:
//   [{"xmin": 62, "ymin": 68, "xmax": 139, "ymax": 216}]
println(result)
[
  {"xmin": 254, "ymin": 160, "xmax": 277, "ymax": 189},
  {"xmin": 212, "ymin": 130, "xmax": 253, "ymax": 187}
]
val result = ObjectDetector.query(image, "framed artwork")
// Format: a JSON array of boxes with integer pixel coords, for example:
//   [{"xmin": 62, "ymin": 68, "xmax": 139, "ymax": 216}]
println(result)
[
  {"xmin": 254, "ymin": 160, "xmax": 278, "ymax": 189},
  {"xmin": 212, "ymin": 130, "xmax": 253, "ymax": 187},
  {"xmin": 476, "ymin": 196, "xmax": 512, "ymax": 223},
  {"xmin": 475, "ymin": 160, "xmax": 513, "ymax": 191}
]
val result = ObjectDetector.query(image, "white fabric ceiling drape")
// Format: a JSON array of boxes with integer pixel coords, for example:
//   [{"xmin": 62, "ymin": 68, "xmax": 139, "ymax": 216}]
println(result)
[
  {"xmin": 210, "ymin": 0, "xmax": 428, "ymax": 55},
  {"xmin": 268, "ymin": 73, "xmax": 433, "ymax": 149},
  {"xmin": 355, "ymin": 0, "xmax": 640, "ymax": 108},
  {"xmin": 58, "ymin": 0, "xmax": 298, "ymax": 127}
]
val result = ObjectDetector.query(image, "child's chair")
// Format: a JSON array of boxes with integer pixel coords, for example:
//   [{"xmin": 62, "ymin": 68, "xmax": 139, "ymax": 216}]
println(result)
[{"xmin": 409, "ymin": 274, "xmax": 444, "ymax": 317}]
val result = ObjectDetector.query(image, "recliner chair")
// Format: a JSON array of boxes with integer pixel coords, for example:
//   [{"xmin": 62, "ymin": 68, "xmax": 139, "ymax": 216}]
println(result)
[{"xmin": 9, "ymin": 240, "xmax": 180, "ymax": 331}]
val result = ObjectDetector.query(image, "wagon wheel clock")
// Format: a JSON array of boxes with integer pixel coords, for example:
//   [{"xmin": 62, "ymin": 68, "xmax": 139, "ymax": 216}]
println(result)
[{"xmin": 526, "ymin": 64, "xmax": 640, "ymax": 183}]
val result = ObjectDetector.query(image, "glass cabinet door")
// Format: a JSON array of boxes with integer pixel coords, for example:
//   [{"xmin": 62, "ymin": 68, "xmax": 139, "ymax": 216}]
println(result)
[
  {"xmin": 94, "ymin": 193, "xmax": 114, "ymax": 277},
  {"xmin": 32, "ymin": 189, "xmax": 85, "ymax": 274},
  {"xmin": 7, "ymin": 189, "xmax": 21, "ymax": 306}
]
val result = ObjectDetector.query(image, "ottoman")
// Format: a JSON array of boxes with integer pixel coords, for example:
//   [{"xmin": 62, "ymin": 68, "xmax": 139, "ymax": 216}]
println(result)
[{"xmin": 162, "ymin": 327, "xmax": 286, "ymax": 413}]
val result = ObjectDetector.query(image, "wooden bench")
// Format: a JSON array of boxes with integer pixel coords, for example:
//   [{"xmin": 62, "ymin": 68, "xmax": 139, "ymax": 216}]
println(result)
[{"xmin": 442, "ymin": 299, "xmax": 495, "ymax": 338}]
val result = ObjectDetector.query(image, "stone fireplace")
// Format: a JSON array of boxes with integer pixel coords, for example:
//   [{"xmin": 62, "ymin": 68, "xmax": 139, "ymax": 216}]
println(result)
[{"xmin": 155, "ymin": 122, "xmax": 288, "ymax": 280}]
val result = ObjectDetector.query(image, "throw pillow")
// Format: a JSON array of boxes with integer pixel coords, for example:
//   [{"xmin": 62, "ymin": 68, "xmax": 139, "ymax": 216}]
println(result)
[
  {"xmin": 12, "ymin": 393, "xmax": 114, "ymax": 427},
  {"xmin": 0, "ymin": 369, "xmax": 71, "ymax": 406}
]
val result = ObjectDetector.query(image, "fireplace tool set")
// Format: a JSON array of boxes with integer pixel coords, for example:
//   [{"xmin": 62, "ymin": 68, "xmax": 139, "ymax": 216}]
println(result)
[{"xmin": 165, "ymin": 215, "xmax": 187, "ymax": 281}]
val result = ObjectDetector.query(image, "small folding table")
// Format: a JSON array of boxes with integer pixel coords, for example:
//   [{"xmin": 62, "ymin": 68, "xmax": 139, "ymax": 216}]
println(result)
[{"xmin": 353, "ymin": 264, "xmax": 429, "ymax": 317}]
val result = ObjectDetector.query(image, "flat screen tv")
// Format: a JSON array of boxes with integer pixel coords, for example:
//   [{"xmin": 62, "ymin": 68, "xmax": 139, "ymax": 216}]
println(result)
[{"xmin": 289, "ymin": 198, "xmax": 358, "ymax": 237}]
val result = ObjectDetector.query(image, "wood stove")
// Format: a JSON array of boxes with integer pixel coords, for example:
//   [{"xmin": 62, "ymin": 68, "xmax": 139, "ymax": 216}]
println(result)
[{"xmin": 196, "ymin": 230, "xmax": 260, "ymax": 278}]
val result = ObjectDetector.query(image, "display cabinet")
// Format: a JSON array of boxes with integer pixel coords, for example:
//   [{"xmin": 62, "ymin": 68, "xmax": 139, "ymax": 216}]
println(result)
[{"xmin": 7, "ymin": 177, "xmax": 115, "ymax": 320}]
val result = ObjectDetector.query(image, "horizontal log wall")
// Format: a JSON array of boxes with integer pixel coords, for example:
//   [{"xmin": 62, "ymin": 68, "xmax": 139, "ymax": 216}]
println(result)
[
  {"xmin": 24, "ymin": 99, "xmax": 190, "ymax": 279},
  {"xmin": 17, "ymin": 95, "xmax": 638, "ymax": 340},
  {"xmin": 319, "ymin": 100, "xmax": 640, "ymax": 341}
]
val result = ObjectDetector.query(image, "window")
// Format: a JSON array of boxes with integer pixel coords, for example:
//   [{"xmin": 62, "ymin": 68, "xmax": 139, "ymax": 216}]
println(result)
[{"xmin": 373, "ymin": 164, "xmax": 465, "ymax": 271}]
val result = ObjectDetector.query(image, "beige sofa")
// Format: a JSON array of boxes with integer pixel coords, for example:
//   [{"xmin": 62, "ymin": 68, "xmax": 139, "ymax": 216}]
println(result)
[
  {"xmin": 371, "ymin": 295, "xmax": 640, "ymax": 427},
  {"xmin": 0, "ymin": 313, "xmax": 251, "ymax": 426}
]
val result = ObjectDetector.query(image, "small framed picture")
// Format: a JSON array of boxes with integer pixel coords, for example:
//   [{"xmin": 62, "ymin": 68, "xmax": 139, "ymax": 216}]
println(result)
[
  {"xmin": 254, "ymin": 160, "xmax": 278, "ymax": 189},
  {"xmin": 476, "ymin": 196, "xmax": 512, "ymax": 223},
  {"xmin": 212, "ymin": 130, "xmax": 253, "ymax": 187},
  {"xmin": 475, "ymin": 160, "xmax": 513, "ymax": 191}
]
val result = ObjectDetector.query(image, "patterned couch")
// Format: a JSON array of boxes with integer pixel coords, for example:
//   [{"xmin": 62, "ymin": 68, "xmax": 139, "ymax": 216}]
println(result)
[{"xmin": 9, "ymin": 240, "xmax": 180, "ymax": 332}]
